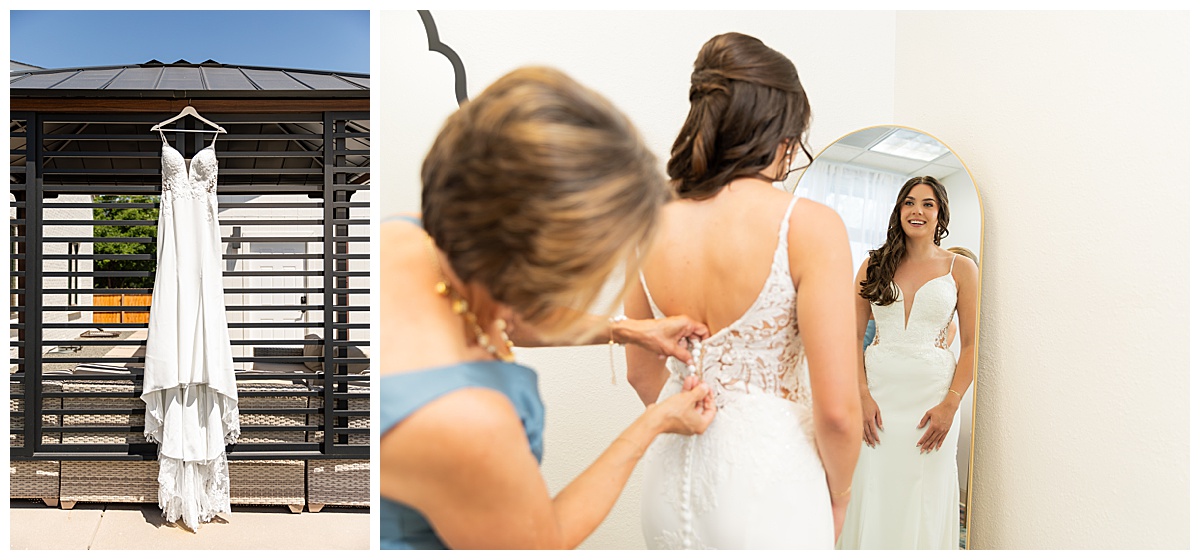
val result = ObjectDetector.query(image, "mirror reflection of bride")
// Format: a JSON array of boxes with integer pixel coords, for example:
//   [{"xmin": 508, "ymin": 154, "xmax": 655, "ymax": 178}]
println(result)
[
  {"xmin": 626, "ymin": 32, "xmax": 862, "ymax": 549},
  {"xmin": 838, "ymin": 176, "xmax": 979, "ymax": 549}
]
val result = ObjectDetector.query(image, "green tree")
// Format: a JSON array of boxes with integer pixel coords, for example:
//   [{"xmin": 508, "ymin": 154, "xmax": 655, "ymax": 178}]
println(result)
[{"xmin": 93, "ymin": 195, "xmax": 158, "ymax": 289}]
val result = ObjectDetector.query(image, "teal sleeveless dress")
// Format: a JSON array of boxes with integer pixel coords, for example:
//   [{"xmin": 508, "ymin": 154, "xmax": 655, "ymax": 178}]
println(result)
[{"xmin": 380, "ymin": 216, "xmax": 545, "ymax": 550}]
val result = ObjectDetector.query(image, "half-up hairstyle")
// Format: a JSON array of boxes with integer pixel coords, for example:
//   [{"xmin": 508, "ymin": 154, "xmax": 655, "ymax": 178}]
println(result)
[
  {"xmin": 859, "ymin": 176, "xmax": 952, "ymax": 306},
  {"xmin": 421, "ymin": 66, "xmax": 671, "ymax": 340},
  {"xmin": 667, "ymin": 32, "xmax": 813, "ymax": 200}
]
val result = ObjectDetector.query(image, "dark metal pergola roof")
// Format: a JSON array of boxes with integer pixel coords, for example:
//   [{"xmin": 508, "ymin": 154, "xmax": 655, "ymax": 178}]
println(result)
[
  {"xmin": 10, "ymin": 58, "xmax": 370, "ymax": 187},
  {"xmin": 10, "ymin": 59, "xmax": 369, "ymax": 99},
  {"xmin": 10, "ymin": 60, "xmax": 43, "ymax": 72}
]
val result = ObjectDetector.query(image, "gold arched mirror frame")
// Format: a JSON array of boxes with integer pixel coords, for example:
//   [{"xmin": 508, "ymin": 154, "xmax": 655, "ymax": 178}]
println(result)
[{"xmin": 785, "ymin": 124, "xmax": 983, "ymax": 550}]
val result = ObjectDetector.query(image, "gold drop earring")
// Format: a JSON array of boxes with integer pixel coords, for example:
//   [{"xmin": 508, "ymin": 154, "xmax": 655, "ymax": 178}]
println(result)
[{"xmin": 427, "ymin": 236, "xmax": 515, "ymax": 363}]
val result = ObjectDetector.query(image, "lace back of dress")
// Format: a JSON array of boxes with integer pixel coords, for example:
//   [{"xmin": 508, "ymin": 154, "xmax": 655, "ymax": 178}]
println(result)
[{"xmin": 641, "ymin": 197, "xmax": 810, "ymax": 409}]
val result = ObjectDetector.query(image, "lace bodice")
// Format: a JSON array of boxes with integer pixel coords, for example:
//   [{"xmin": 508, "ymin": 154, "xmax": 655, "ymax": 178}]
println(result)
[
  {"xmin": 643, "ymin": 197, "xmax": 808, "ymax": 409},
  {"xmin": 161, "ymin": 144, "xmax": 218, "ymax": 219},
  {"xmin": 869, "ymin": 256, "xmax": 958, "ymax": 350}
]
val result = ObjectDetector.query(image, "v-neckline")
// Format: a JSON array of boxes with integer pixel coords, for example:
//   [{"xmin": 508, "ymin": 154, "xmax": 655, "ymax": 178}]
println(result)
[
  {"xmin": 163, "ymin": 144, "xmax": 214, "ymax": 177},
  {"xmin": 895, "ymin": 270, "xmax": 953, "ymax": 330}
]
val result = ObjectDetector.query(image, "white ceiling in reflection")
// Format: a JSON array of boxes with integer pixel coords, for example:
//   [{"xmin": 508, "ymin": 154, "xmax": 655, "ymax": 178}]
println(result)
[{"xmin": 811, "ymin": 127, "xmax": 963, "ymax": 180}]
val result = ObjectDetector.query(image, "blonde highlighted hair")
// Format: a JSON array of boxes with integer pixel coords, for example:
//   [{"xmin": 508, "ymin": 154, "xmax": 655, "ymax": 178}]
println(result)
[{"xmin": 421, "ymin": 66, "xmax": 670, "ymax": 341}]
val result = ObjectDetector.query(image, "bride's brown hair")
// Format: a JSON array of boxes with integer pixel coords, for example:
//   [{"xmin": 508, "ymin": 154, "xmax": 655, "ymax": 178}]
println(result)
[
  {"xmin": 859, "ymin": 176, "xmax": 951, "ymax": 306},
  {"xmin": 667, "ymin": 32, "xmax": 813, "ymax": 200}
]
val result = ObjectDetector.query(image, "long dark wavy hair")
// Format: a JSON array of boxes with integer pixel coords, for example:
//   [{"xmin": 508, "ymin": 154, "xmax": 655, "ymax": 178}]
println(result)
[
  {"xmin": 859, "ymin": 176, "xmax": 951, "ymax": 306},
  {"xmin": 667, "ymin": 32, "xmax": 813, "ymax": 200}
]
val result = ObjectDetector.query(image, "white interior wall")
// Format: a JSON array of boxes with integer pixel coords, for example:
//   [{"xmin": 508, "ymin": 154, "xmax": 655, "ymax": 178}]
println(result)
[
  {"xmin": 893, "ymin": 11, "xmax": 1189, "ymax": 549},
  {"xmin": 939, "ymin": 169, "xmax": 981, "ymax": 258},
  {"xmin": 382, "ymin": 11, "xmax": 895, "ymax": 217}
]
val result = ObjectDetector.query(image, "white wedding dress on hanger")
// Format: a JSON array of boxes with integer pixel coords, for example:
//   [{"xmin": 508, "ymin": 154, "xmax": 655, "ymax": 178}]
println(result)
[
  {"xmin": 837, "ymin": 255, "xmax": 960, "ymax": 549},
  {"xmin": 142, "ymin": 132, "xmax": 240, "ymax": 530},
  {"xmin": 640, "ymin": 197, "xmax": 834, "ymax": 549}
]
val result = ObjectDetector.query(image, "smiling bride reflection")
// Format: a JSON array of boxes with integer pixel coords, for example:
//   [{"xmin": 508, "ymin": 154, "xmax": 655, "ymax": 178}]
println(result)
[{"xmin": 837, "ymin": 176, "xmax": 979, "ymax": 550}]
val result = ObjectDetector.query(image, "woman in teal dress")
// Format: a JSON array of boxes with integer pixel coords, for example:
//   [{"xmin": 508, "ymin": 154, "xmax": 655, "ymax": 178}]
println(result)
[{"xmin": 381, "ymin": 67, "xmax": 718, "ymax": 550}]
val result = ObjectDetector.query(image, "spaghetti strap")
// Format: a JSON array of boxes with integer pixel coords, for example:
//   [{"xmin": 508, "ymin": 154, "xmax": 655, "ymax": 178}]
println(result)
[
  {"xmin": 771, "ymin": 196, "xmax": 802, "ymax": 284},
  {"xmin": 385, "ymin": 215, "xmax": 423, "ymax": 227},
  {"xmin": 639, "ymin": 269, "xmax": 666, "ymax": 319},
  {"xmin": 949, "ymin": 254, "xmax": 957, "ymax": 274},
  {"xmin": 158, "ymin": 129, "xmax": 168, "ymax": 144},
  {"xmin": 780, "ymin": 196, "xmax": 800, "ymax": 233}
]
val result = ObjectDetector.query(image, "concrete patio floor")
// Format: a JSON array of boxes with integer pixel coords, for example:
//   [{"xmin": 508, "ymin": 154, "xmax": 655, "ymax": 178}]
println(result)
[{"xmin": 9, "ymin": 500, "xmax": 370, "ymax": 550}]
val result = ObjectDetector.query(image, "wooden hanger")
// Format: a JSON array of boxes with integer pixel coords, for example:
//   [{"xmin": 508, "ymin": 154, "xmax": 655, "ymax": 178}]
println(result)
[{"xmin": 151, "ymin": 105, "xmax": 226, "ymax": 134}]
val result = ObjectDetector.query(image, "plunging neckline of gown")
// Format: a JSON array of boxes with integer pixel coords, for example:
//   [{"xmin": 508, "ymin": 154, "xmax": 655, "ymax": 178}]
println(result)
[
  {"xmin": 162, "ymin": 144, "xmax": 215, "ymax": 177},
  {"xmin": 894, "ymin": 270, "xmax": 954, "ymax": 330}
]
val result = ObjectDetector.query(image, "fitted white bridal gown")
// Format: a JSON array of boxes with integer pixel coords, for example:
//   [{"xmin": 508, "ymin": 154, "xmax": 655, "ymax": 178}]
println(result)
[
  {"xmin": 142, "ymin": 134, "xmax": 240, "ymax": 530},
  {"xmin": 640, "ymin": 197, "xmax": 834, "ymax": 549},
  {"xmin": 838, "ymin": 255, "xmax": 960, "ymax": 550}
]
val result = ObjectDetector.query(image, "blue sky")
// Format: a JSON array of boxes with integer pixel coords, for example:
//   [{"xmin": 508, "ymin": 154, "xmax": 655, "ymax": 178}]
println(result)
[{"xmin": 10, "ymin": 11, "xmax": 369, "ymax": 73}]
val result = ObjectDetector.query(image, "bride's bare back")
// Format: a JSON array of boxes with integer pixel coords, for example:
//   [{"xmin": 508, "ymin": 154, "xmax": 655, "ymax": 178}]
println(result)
[{"xmin": 641, "ymin": 179, "xmax": 805, "ymax": 334}]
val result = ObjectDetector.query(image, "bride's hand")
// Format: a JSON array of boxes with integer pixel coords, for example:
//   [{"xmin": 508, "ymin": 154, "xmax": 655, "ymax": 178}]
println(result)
[
  {"xmin": 861, "ymin": 392, "xmax": 882, "ymax": 447},
  {"xmin": 917, "ymin": 400, "xmax": 956, "ymax": 453},
  {"xmin": 651, "ymin": 376, "xmax": 716, "ymax": 436},
  {"xmin": 617, "ymin": 316, "xmax": 709, "ymax": 364}
]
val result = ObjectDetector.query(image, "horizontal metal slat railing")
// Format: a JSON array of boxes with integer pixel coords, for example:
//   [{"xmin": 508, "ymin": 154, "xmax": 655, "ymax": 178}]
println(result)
[{"xmin": 11, "ymin": 111, "xmax": 370, "ymax": 462}]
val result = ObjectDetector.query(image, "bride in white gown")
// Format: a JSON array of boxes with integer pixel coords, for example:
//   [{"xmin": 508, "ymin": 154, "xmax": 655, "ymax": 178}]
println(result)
[
  {"xmin": 838, "ymin": 176, "xmax": 979, "ymax": 549},
  {"xmin": 627, "ymin": 33, "xmax": 862, "ymax": 549},
  {"xmin": 142, "ymin": 131, "xmax": 240, "ymax": 530}
]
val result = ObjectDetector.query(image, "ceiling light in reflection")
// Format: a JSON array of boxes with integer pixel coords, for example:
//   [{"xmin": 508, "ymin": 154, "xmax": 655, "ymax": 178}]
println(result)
[{"xmin": 868, "ymin": 129, "xmax": 950, "ymax": 162}]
